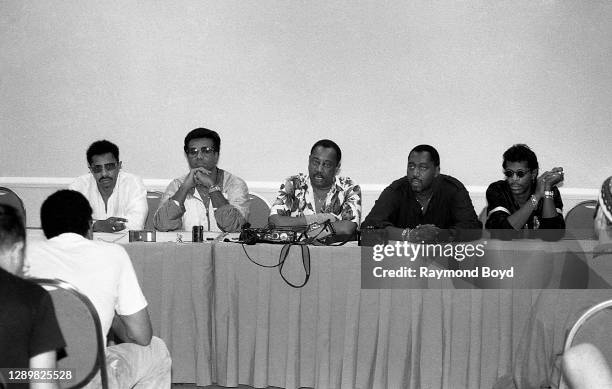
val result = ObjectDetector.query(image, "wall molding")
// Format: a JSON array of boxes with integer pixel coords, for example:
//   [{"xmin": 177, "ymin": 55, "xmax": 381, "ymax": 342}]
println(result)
[
  {"xmin": 0, "ymin": 176, "xmax": 600, "ymax": 228},
  {"xmin": 0, "ymin": 176, "xmax": 599, "ymax": 197}
]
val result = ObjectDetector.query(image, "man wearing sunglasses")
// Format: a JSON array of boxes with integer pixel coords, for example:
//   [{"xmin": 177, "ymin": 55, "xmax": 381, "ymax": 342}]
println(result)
[
  {"xmin": 154, "ymin": 128, "xmax": 249, "ymax": 232},
  {"xmin": 69, "ymin": 140, "xmax": 148, "ymax": 232},
  {"xmin": 485, "ymin": 144, "xmax": 565, "ymax": 236}
]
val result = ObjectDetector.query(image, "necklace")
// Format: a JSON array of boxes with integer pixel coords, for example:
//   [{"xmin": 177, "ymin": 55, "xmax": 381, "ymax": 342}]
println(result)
[{"xmin": 416, "ymin": 193, "xmax": 433, "ymax": 212}]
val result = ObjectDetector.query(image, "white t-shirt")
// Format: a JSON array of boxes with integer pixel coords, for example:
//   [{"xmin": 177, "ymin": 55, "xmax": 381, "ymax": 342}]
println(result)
[
  {"xmin": 26, "ymin": 233, "xmax": 148, "ymax": 338},
  {"xmin": 69, "ymin": 171, "xmax": 148, "ymax": 230}
]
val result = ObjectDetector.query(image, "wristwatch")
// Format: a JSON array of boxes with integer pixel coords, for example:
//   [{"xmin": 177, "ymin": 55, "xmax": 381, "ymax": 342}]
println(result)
[
  {"xmin": 209, "ymin": 185, "xmax": 221, "ymax": 193},
  {"xmin": 544, "ymin": 190, "xmax": 554, "ymax": 199},
  {"xmin": 401, "ymin": 228, "xmax": 411, "ymax": 241}
]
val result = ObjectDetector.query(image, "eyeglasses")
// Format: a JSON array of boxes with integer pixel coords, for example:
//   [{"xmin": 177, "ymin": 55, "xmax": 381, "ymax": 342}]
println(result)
[
  {"xmin": 89, "ymin": 162, "xmax": 118, "ymax": 173},
  {"xmin": 503, "ymin": 169, "xmax": 530, "ymax": 178},
  {"xmin": 187, "ymin": 146, "xmax": 216, "ymax": 157}
]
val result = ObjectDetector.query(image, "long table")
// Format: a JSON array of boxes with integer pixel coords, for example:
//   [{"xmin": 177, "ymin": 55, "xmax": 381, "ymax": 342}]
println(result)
[
  {"xmin": 119, "ymin": 238, "xmax": 604, "ymax": 389},
  {"xmin": 125, "ymin": 243, "xmax": 214, "ymax": 384}
]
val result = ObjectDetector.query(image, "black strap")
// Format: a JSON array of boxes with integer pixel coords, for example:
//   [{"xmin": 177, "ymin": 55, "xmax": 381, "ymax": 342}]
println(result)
[
  {"xmin": 278, "ymin": 244, "xmax": 310, "ymax": 288},
  {"xmin": 241, "ymin": 242, "xmax": 311, "ymax": 288}
]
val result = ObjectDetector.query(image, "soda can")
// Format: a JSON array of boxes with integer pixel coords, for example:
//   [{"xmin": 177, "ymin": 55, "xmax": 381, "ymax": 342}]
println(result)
[{"xmin": 192, "ymin": 225, "xmax": 204, "ymax": 242}]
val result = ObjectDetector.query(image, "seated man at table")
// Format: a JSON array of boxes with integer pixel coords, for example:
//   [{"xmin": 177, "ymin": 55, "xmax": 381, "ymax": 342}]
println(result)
[
  {"xmin": 26, "ymin": 190, "xmax": 171, "ymax": 388},
  {"xmin": 69, "ymin": 139, "xmax": 148, "ymax": 232},
  {"xmin": 268, "ymin": 139, "xmax": 361, "ymax": 236},
  {"xmin": 485, "ymin": 144, "xmax": 564, "ymax": 240},
  {"xmin": 0, "ymin": 204, "xmax": 65, "ymax": 386},
  {"xmin": 362, "ymin": 144, "xmax": 481, "ymax": 242},
  {"xmin": 494, "ymin": 176, "xmax": 612, "ymax": 389},
  {"xmin": 154, "ymin": 128, "xmax": 249, "ymax": 232}
]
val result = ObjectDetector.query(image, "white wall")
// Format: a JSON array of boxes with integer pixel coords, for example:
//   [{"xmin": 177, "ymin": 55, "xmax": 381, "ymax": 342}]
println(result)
[{"xmin": 1, "ymin": 1, "xmax": 611, "ymax": 192}]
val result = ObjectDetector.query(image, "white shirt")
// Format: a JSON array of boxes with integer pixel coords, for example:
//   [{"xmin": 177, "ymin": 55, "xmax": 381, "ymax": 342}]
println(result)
[
  {"xmin": 26, "ymin": 233, "xmax": 148, "ymax": 338},
  {"xmin": 69, "ymin": 171, "xmax": 148, "ymax": 230}
]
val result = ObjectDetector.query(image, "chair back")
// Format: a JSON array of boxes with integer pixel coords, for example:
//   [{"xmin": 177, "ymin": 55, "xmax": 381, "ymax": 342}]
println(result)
[
  {"xmin": 31, "ymin": 278, "xmax": 108, "ymax": 389},
  {"xmin": 0, "ymin": 187, "xmax": 26, "ymax": 224},
  {"xmin": 559, "ymin": 299, "xmax": 612, "ymax": 389},
  {"xmin": 565, "ymin": 200, "xmax": 598, "ymax": 239},
  {"xmin": 247, "ymin": 193, "xmax": 271, "ymax": 228},
  {"xmin": 144, "ymin": 191, "xmax": 164, "ymax": 230}
]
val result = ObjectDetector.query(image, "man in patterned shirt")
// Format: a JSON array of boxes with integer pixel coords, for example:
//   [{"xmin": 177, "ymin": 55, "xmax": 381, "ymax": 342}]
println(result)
[{"xmin": 269, "ymin": 139, "xmax": 361, "ymax": 236}]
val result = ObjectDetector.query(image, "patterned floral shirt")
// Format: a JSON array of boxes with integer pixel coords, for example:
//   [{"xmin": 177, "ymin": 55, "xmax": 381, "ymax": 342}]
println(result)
[{"xmin": 270, "ymin": 174, "xmax": 362, "ymax": 224}]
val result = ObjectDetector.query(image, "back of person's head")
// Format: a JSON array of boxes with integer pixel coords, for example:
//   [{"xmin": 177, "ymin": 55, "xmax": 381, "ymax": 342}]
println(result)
[
  {"xmin": 410, "ymin": 144, "xmax": 440, "ymax": 167},
  {"xmin": 596, "ymin": 176, "xmax": 612, "ymax": 241},
  {"xmin": 184, "ymin": 128, "xmax": 221, "ymax": 153},
  {"xmin": 502, "ymin": 144, "xmax": 539, "ymax": 170},
  {"xmin": 41, "ymin": 190, "xmax": 92, "ymax": 239},
  {"xmin": 86, "ymin": 139, "xmax": 119, "ymax": 164},
  {"xmin": 0, "ymin": 204, "xmax": 25, "ymax": 253},
  {"xmin": 0, "ymin": 204, "xmax": 26, "ymax": 275},
  {"xmin": 310, "ymin": 139, "xmax": 342, "ymax": 164}
]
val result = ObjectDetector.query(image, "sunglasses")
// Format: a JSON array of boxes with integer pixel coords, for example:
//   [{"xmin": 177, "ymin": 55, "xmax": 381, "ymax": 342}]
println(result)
[
  {"xmin": 89, "ymin": 162, "xmax": 118, "ymax": 173},
  {"xmin": 187, "ymin": 146, "xmax": 216, "ymax": 157},
  {"xmin": 503, "ymin": 169, "xmax": 531, "ymax": 178}
]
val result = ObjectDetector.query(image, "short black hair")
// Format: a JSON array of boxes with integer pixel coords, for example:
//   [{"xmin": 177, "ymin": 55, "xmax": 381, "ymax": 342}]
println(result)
[
  {"xmin": 310, "ymin": 139, "xmax": 342, "ymax": 164},
  {"xmin": 502, "ymin": 144, "xmax": 539, "ymax": 170},
  {"xmin": 409, "ymin": 144, "xmax": 440, "ymax": 167},
  {"xmin": 184, "ymin": 128, "xmax": 221, "ymax": 153},
  {"xmin": 0, "ymin": 204, "xmax": 25, "ymax": 252},
  {"xmin": 86, "ymin": 140, "xmax": 119, "ymax": 165},
  {"xmin": 41, "ymin": 190, "xmax": 92, "ymax": 239}
]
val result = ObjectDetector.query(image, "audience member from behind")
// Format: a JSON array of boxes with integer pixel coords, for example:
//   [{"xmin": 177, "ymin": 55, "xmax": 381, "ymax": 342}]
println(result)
[
  {"xmin": 485, "ymin": 144, "xmax": 564, "ymax": 239},
  {"xmin": 494, "ymin": 176, "xmax": 612, "ymax": 389},
  {"xmin": 362, "ymin": 144, "xmax": 481, "ymax": 242},
  {"xmin": 26, "ymin": 190, "xmax": 171, "ymax": 388},
  {"xmin": 269, "ymin": 139, "xmax": 361, "ymax": 236},
  {"xmin": 0, "ymin": 204, "xmax": 65, "ymax": 389},
  {"xmin": 69, "ymin": 140, "xmax": 148, "ymax": 232},
  {"xmin": 154, "ymin": 127, "xmax": 249, "ymax": 232}
]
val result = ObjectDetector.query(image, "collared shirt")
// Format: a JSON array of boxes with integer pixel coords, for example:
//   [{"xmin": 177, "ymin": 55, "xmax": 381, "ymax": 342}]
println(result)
[
  {"xmin": 363, "ymin": 174, "xmax": 481, "ymax": 230},
  {"xmin": 270, "ymin": 174, "xmax": 362, "ymax": 224},
  {"xmin": 69, "ymin": 171, "xmax": 148, "ymax": 230},
  {"xmin": 154, "ymin": 168, "xmax": 249, "ymax": 232},
  {"xmin": 26, "ymin": 233, "xmax": 148, "ymax": 339},
  {"xmin": 362, "ymin": 175, "xmax": 481, "ymax": 242},
  {"xmin": 485, "ymin": 180, "xmax": 564, "ymax": 230}
]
